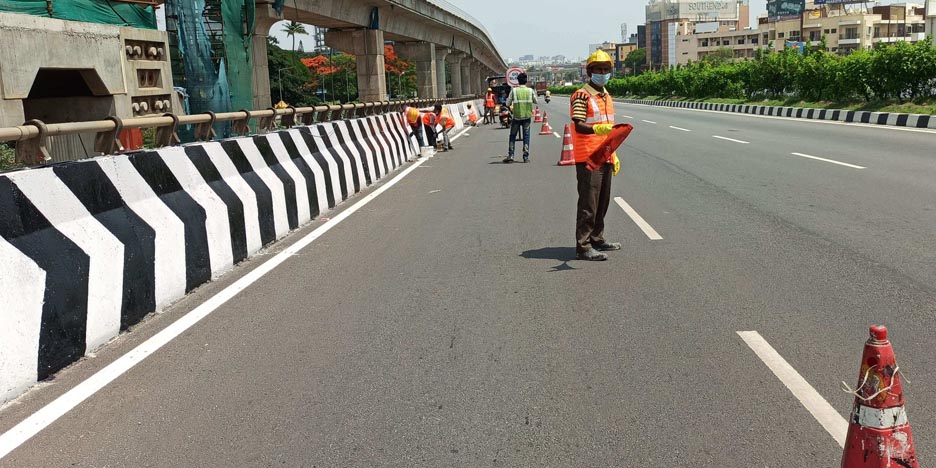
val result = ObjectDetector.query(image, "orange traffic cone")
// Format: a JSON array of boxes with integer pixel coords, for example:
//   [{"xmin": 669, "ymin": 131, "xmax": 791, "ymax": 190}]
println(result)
[
  {"xmin": 539, "ymin": 112, "xmax": 553, "ymax": 135},
  {"xmin": 841, "ymin": 326, "xmax": 918, "ymax": 468},
  {"xmin": 533, "ymin": 107, "xmax": 543, "ymax": 123},
  {"xmin": 557, "ymin": 123, "xmax": 575, "ymax": 166}
]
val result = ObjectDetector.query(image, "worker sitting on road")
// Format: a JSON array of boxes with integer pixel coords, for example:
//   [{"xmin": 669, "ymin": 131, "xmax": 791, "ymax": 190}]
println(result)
[{"xmin": 465, "ymin": 103, "xmax": 479, "ymax": 127}]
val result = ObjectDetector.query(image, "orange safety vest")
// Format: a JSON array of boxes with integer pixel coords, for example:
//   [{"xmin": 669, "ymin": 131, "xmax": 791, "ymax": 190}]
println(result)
[
  {"xmin": 421, "ymin": 112, "xmax": 437, "ymax": 127},
  {"xmin": 485, "ymin": 93, "xmax": 495, "ymax": 108},
  {"xmin": 439, "ymin": 108, "xmax": 455, "ymax": 129},
  {"xmin": 570, "ymin": 87, "xmax": 615, "ymax": 164},
  {"xmin": 468, "ymin": 109, "xmax": 478, "ymax": 123}
]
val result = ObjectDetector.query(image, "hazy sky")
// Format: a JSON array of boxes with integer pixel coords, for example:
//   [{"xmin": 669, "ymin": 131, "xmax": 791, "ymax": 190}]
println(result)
[{"xmin": 270, "ymin": 1, "xmax": 903, "ymax": 62}]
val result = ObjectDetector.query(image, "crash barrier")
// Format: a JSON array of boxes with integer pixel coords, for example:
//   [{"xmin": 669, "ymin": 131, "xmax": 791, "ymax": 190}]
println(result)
[
  {"xmin": 620, "ymin": 99, "xmax": 936, "ymax": 130},
  {"xmin": 0, "ymin": 97, "xmax": 479, "ymax": 405}
]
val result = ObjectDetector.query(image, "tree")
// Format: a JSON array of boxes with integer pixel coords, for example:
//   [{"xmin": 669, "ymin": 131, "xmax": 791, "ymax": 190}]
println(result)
[
  {"xmin": 282, "ymin": 21, "xmax": 308, "ymax": 58},
  {"xmin": 267, "ymin": 41, "xmax": 317, "ymax": 106},
  {"xmin": 622, "ymin": 48, "xmax": 647, "ymax": 75},
  {"xmin": 702, "ymin": 47, "xmax": 735, "ymax": 65}
]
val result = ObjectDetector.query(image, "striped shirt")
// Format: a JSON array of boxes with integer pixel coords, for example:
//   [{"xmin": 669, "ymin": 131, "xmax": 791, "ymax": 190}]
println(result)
[{"xmin": 571, "ymin": 83, "xmax": 608, "ymax": 122}]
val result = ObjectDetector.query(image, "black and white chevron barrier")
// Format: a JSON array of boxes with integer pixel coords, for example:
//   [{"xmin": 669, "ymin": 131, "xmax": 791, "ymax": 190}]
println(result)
[
  {"xmin": 620, "ymin": 99, "xmax": 936, "ymax": 130},
  {"xmin": 0, "ymin": 108, "xmax": 455, "ymax": 403}
]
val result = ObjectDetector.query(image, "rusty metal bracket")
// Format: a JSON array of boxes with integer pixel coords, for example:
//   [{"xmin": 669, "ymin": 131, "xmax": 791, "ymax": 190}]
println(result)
[
  {"xmin": 194, "ymin": 111, "xmax": 217, "ymax": 141},
  {"xmin": 154, "ymin": 113, "xmax": 180, "ymax": 148},
  {"xmin": 94, "ymin": 116, "xmax": 125, "ymax": 155},
  {"xmin": 330, "ymin": 106, "xmax": 343, "ymax": 122},
  {"xmin": 281, "ymin": 106, "xmax": 297, "ymax": 128},
  {"xmin": 232, "ymin": 109, "xmax": 252, "ymax": 136},
  {"xmin": 258, "ymin": 108, "xmax": 277, "ymax": 133},
  {"xmin": 301, "ymin": 110, "xmax": 316, "ymax": 126},
  {"xmin": 16, "ymin": 120, "xmax": 51, "ymax": 165}
]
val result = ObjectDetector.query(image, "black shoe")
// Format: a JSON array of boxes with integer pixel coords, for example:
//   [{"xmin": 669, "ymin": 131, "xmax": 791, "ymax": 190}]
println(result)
[
  {"xmin": 576, "ymin": 248, "xmax": 608, "ymax": 261},
  {"xmin": 523, "ymin": 156, "xmax": 530, "ymax": 163},
  {"xmin": 503, "ymin": 156, "xmax": 514, "ymax": 164},
  {"xmin": 595, "ymin": 242, "xmax": 622, "ymax": 251}
]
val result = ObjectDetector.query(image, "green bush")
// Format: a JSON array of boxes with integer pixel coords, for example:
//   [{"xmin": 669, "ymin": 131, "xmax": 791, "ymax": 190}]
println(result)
[
  {"xmin": 548, "ymin": 85, "xmax": 582, "ymax": 95},
  {"xmin": 612, "ymin": 39, "xmax": 936, "ymax": 104},
  {"xmin": 0, "ymin": 143, "xmax": 20, "ymax": 172}
]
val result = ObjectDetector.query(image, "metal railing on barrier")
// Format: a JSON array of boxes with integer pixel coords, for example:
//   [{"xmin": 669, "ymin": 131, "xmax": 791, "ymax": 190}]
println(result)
[{"xmin": 0, "ymin": 97, "xmax": 479, "ymax": 167}]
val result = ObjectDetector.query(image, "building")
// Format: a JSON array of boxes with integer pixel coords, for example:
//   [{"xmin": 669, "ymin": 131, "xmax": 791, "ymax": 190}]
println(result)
[
  {"xmin": 645, "ymin": 0, "xmax": 750, "ymax": 69},
  {"xmin": 637, "ymin": 24, "xmax": 647, "ymax": 48},
  {"xmin": 928, "ymin": 0, "xmax": 936, "ymax": 43},
  {"xmin": 616, "ymin": 43, "xmax": 640, "ymax": 72},
  {"xmin": 761, "ymin": 3, "xmax": 927, "ymax": 54},
  {"xmin": 519, "ymin": 54, "xmax": 534, "ymax": 62},
  {"xmin": 676, "ymin": 27, "xmax": 764, "ymax": 65}
]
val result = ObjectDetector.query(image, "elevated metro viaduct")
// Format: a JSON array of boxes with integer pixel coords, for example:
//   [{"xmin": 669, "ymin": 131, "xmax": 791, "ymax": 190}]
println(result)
[{"xmin": 252, "ymin": 0, "xmax": 508, "ymax": 108}]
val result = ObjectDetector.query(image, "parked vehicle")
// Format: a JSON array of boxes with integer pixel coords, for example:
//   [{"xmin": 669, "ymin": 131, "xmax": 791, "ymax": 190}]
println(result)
[{"xmin": 534, "ymin": 81, "xmax": 548, "ymax": 96}]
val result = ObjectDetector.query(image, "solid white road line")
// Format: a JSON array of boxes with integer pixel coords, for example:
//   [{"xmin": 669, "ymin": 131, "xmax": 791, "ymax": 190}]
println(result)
[
  {"xmin": 737, "ymin": 331, "xmax": 848, "ymax": 448},
  {"xmin": 791, "ymin": 152, "xmax": 866, "ymax": 170},
  {"xmin": 620, "ymin": 115, "xmax": 634, "ymax": 119},
  {"xmin": 0, "ymin": 155, "xmax": 430, "ymax": 461},
  {"xmin": 641, "ymin": 120, "xmax": 658, "ymax": 124},
  {"xmin": 713, "ymin": 135, "xmax": 750, "ymax": 144},
  {"xmin": 553, "ymin": 132, "xmax": 561, "ymax": 139},
  {"xmin": 669, "ymin": 126, "xmax": 692, "ymax": 132},
  {"xmin": 614, "ymin": 197, "xmax": 663, "ymax": 241}
]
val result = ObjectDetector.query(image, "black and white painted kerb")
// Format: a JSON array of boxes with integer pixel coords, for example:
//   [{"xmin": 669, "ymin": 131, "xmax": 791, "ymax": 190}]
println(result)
[
  {"xmin": 0, "ymin": 106, "xmax": 474, "ymax": 404},
  {"xmin": 620, "ymin": 99, "xmax": 936, "ymax": 130}
]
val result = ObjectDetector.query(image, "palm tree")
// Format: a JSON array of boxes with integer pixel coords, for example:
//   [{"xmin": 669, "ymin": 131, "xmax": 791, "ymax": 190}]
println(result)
[{"xmin": 282, "ymin": 21, "xmax": 308, "ymax": 58}]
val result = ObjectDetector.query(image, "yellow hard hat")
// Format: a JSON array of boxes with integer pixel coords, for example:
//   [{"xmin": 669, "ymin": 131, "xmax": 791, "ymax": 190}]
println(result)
[
  {"xmin": 487, "ymin": 87, "xmax": 492, "ymax": 91},
  {"xmin": 406, "ymin": 106, "xmax": 420, "ymax": 124},
  {"xmin": 587, "ymin": 50, "xmax": 614, "ymax": 68}
]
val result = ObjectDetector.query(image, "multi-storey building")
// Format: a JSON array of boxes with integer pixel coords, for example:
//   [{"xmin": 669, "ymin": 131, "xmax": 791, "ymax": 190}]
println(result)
[{"xmin": 645, "ymin": 0, "xmax": 750, "ymax": 69}]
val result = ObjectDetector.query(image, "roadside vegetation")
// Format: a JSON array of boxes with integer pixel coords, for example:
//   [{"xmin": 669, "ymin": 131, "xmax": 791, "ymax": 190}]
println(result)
[
  {"xmin": 0, "ymin": 143, "xmax": 21, "ymax": 171},
  {"xmin": 550, "ymin": 39, "xmax": 936, "ymax": 115}
]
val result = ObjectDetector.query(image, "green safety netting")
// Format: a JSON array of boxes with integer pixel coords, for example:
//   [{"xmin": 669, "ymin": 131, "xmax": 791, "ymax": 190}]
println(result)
[{"xmin": 0, "ymin": 0, "xmax": 156, "ymax": 29}]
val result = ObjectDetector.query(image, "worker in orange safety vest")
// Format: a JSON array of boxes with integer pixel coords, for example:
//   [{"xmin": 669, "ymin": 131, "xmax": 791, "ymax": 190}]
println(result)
[
  {"xmin": 569, "ymin": 49, "xmax": 622, "ymax": 261},
  {"xmin": 435, "ymin": 104, "xmax": 455, "ymax": 151},
  {"xmin": 421, "ymin": 110, "xmax": 438, "ymax": 148},
  {"xmin": 483, "ymin": 88, "xmax": 496, "ymax": 124}
]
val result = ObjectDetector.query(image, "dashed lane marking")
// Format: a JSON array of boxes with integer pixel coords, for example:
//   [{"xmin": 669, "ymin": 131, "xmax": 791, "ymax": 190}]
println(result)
[
  {"xmin": 713, "ymin": 135, "xmax": 750, "ymax": 144},
  {"xmin": 614, "ymin": 197, "xmax": 663, "ymax": 241},
  {"xmin": 669, "ymin": 126, "xmax": 691, "ymax": 132},
  {"xmin": 791, "ymin": 152, "xmax": 866, "ymax": 170}
]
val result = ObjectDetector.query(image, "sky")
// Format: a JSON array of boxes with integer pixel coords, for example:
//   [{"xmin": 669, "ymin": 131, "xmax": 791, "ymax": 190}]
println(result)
[{"xmin": 268, "ymin": 0, "xmax": 904, "ymax": 62}]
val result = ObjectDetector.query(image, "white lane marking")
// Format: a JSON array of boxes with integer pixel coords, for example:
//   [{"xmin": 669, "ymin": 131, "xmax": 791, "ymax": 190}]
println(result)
[
  {"xmin": 614, "ymin": 197, "xmax": 663, "ymax": 241},
  {"xmin": 641, "ymin": 120, "xmax": 658, "ymax": 124},
  {"xmin": 737, "ymin": 331, "xmax": 848, "ymax": 448},
  {"xmin": 713, "ymin": 135, "xmax": 750, "ymax": 144},
  {"xmin": 0, "ymin": 156, "xmax": 429, "ymax": 461},
  {"xmin": 620, "ymin": 115, "xmax": 634, "ymax": 119},
  {"xmin": 618, "ymin": 101, "xmax": 936, "ymax": 135},
  {"xmin": 791, "ymin": 152, "xmax": 866, "ymax": 170},
  {"xmin": 669, "ymin": 126, "xmax": 692, "ymax": 132},
  {"xmin": 553, "ymin": 132, "xmax": 561, "ymax": 139}
]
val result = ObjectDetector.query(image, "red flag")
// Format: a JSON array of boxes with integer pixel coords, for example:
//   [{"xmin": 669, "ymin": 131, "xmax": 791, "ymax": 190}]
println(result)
[{"xmin": 586, "ymin": 124, "xmax": 634, "ymax": 171}]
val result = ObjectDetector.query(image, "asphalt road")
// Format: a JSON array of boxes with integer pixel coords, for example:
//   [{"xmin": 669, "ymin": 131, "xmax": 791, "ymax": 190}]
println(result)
[{"xmin": 2, "ymin": 99, "xmax": 936, "ymax": 467}]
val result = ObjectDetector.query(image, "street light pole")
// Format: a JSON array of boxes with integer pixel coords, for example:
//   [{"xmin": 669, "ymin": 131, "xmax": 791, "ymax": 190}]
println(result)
[{"xmin": 277, "ymin": 67, "xmax": 294, "ymax": 103}]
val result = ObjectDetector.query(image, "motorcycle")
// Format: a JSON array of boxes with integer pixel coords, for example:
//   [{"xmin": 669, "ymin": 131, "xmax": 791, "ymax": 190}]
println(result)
[
  {"xmin": 545, "ymin": 96, "xmax": 551, "ymax": 104},
  {"xmin": 498, "ymin": 104, "xmax": 512, "ymax": 128}
]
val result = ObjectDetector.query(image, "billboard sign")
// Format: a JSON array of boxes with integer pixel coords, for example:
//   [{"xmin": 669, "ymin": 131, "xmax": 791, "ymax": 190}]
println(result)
[
  {"xmin": 767, "ymin": 0, "xmax": 805, "ymax": 21},
  {"xmin": 647, "ymin": 0, "xmax": 739, "ymax": 21},
  {"xmin": 814, "ymin": 0, "xmax": 867, "ymax": 4}
]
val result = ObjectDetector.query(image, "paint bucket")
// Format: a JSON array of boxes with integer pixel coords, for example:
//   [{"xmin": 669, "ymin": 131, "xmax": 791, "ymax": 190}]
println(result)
[{"xmin": 420, "ymin": 146, "xmax": 435, "ymax": 158}]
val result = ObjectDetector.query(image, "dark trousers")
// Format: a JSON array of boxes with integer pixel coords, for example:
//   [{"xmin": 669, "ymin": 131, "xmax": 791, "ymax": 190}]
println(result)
[
  {"xmin": 508, "ymin": 118, "xmax": 532, "ymax": 158},
  {"xmin": 423, "ymin": 124, "xmax": 436, "ymax": 147},
  {"xmin": 575, "ymin": 162, "xmax": 613, "ymax": 253},
  {"xmin": 411, "ymin": 124, "xmax": 425, "ymax": 147}
]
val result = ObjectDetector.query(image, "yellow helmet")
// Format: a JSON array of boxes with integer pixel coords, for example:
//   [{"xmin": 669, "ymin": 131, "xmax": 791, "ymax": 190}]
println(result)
[
  {"xmin": 487, "ymin": 87, "xmax": 492, "ymax": 91},
  {"xmin": 406, "ymin": 106, "xmax": 420, "ymax": 124},
  {"xmin": 587, "ymin": 50, "xmax": 614, "ymax": 69}
]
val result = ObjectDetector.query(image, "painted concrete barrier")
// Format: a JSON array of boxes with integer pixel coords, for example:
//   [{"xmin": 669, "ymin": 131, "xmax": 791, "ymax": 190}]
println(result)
[
  {"xmin": 0, "ymin": 111, "xmax": 425, "ymax": 404},
  {"xmin": 620, "ymin": 99, "xmax": 936, "ymax": 130}
]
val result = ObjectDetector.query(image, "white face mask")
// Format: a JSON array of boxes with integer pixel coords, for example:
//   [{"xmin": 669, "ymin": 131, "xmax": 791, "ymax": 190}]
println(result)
[{"xmin": 591, "ymin": 73, "xmax": 611, "ymax": 87}]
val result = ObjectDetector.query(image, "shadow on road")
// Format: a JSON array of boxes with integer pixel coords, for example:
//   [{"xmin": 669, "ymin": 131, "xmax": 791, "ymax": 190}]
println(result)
[{"xmin": 519, "ymin": 247, "xmax": 578, "ymax": 272}]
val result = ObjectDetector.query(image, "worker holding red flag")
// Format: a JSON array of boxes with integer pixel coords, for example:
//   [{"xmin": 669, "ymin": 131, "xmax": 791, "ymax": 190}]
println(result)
[{"xmin": 570, "ymin": 50, "xmax": 623, "ymax": 261}]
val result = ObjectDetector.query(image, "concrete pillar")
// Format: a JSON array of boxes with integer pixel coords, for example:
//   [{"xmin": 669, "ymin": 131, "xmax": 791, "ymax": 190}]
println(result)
[
  {"xmin": 250, "ymin": 7, "xmax": 280, "ymax": 109},
  {"xmin": 460, "ymin": 59, "xmax": 472, "ymax": 96},
  {"xmin": 446, "ymin": 52, "xmax": 464, "ymax": 98},
  {"xmin": 435, "ymin": 48, "xmax": 450, "ymax": 98},
  {"xmin": 325, "ymin": 29, "xmax": 387, "ymax": 102},
  {"xmin": 470, "ymin": 62, "xmax": 482, "ymax": 97},
  {"xmin": 395, "ymin": 42, "xmax": 437, "ymax": 99}
]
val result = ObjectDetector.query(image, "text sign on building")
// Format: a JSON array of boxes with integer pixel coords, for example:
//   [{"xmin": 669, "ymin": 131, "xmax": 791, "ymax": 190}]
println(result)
[
  {"xmin": 813, "ymin": 0, "xmax": 867, "ymax": 4},
  {"xmin": 767, "ymin": 0, "xmax": 805, "ymax": 21}
]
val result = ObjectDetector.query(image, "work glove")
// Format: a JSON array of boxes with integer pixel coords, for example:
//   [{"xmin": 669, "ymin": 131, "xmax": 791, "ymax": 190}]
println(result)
[
  {"xmin": 612, "ymin": 153, "xmax": 621, "ymax": 176},
  {"xmin": 593, "ymin": 123, "xmax": 613, "ymax": 136}
]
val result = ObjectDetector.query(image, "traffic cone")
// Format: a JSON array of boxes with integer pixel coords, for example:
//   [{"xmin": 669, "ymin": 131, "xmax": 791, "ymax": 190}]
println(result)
[
  {"xmin": 539, "ymin": 112, "xmax": 553, "ymax": 135},
  {"xmin": 841, "ymin": 325, "xmax": 918, "ymax": 468},
  {"xmin": 557, "ymin": 124, "xmax": 575, "ymax": 166},
  {"xmin": 534, "ymin": 107, "xmax": 543, "ymax": 123}
]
